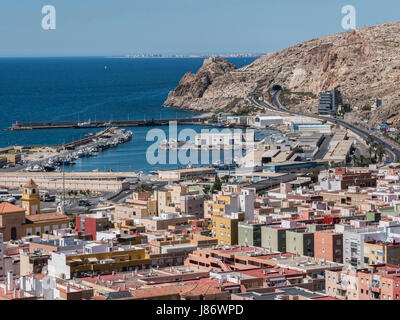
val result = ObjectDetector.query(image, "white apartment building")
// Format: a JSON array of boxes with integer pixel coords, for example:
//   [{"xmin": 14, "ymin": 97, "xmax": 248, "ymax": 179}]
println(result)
[
  {"xmin": 343, "ymin": 225, "xmax": 400, "ymax": 269},
  {"xmin": 239, "ymin": 188, "xmax": 255, "ymax": 222}
]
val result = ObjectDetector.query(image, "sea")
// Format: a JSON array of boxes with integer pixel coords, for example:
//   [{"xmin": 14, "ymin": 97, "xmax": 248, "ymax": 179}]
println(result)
[{"xmin": 0, "ymin": 57, "xmax": 264, "ymax": 173}]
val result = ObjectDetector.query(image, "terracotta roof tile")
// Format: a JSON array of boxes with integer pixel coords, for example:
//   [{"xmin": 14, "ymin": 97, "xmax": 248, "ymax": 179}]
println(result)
[
  {"xmin": 0, "ymin": 202, "xmax": 25, "ymax": 215},
  {"xmin": 24, "ymin": 179, "xmax": 39, "ymax": 188},
  {"xmin": 25, "ymin": 212, "xmax": 70, "ymax": 223}
]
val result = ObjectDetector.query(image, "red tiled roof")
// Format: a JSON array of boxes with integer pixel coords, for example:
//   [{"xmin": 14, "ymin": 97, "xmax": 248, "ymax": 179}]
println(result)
[
  {"xmin": 0, "ymin": 202, "xmax": 25, "ymax": 215},
  {"xmin": 25, "ymin": 212, "xmax": 69, "ymax": 223},
  {"xmin": 24, "ymin": 179, "xmax": 38, "ymax": 188}
]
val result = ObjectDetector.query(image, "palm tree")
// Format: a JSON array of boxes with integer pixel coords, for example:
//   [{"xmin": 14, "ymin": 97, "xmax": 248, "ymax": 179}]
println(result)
[
  {"xmin": 375, "ymin": 143, "xmax": 386, "ymax": 163},
  {"xmin": 350, "ymin": 154, "xmax": 358, "ymax": 166}
]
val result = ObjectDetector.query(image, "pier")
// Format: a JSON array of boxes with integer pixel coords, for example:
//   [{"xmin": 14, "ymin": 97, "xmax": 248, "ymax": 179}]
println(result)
[
  {"xmin": 6, "ymin": 117, "xmax": 211, "ymax": 131},
  {"xmin": 62, "ymin": 127, "xmax": 112, "ymax": 150}
]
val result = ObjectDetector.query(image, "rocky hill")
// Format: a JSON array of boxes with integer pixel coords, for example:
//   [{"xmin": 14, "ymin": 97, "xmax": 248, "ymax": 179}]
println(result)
[{"xmin": 164, "ymin": 22, "xmax": 400, "ymax": 125}]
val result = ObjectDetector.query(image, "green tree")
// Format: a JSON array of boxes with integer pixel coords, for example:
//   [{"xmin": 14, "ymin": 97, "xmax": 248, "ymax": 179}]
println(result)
[
  {"xmin": 211, "ymin": 176, "xmax": 222, "ymax": 193},
  {"xmin": 221, "ymin": 175, "xmax": 230, "ymax": 183},
  {"xmin": 375, "ymin": 143, "xmax": 386, "ymax": 163},
  {"xmin": 135, "ymin": 184, "xmax": 152, "ymax": 192}
]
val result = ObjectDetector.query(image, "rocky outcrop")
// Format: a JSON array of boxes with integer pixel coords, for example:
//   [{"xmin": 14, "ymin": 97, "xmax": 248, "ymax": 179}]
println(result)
[
  {"xmin": 164, "ymin": 22, "xmax": 400, "ymax": 125},
  {"xmin": 164, "ymin": 57, "xmax": 237, "ymax": 111}
]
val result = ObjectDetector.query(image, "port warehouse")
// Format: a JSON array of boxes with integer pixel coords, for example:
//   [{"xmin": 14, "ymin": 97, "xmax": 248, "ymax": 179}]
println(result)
[
  {"xmin": 0, "ymin": 172, "xmax": 134, "ymax": 192},
  {"xmin": 262, "ymin": 160, "xmax": 329, "ymax": 172}
]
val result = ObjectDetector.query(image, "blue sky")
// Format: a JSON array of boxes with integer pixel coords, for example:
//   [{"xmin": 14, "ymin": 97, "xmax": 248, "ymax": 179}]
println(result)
[{"xmin": 0, "ymin": 0, "xmax": 399, "ymax": 57}]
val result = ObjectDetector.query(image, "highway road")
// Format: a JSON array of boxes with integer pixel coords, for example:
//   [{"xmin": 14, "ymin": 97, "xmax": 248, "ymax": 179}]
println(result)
[{"xmin": 249, "ymin": 90, "xmax": 400, "ymax": 163}]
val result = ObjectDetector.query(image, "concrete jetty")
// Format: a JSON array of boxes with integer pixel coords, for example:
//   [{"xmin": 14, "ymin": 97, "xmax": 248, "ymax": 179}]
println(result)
[{"xmin": 6, "ymin": 118, "xmax": 209, "ymax": 131}]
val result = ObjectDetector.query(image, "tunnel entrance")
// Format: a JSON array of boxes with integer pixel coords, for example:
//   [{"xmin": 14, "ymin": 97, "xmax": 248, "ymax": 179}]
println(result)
[{"xmin": 272, "ymin": 85, "xmax": 282, "ymax": 91}]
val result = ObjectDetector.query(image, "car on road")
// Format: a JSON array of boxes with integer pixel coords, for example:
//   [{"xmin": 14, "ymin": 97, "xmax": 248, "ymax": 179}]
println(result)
[{"xmin": 79, "ymin": 199, "xmax": 91, "ymax": 207}]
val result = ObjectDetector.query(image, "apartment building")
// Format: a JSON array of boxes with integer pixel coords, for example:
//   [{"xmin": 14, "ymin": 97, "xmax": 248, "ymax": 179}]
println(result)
[
  {"xmin": 357, "ymin": 265, "xmax": 400, "ymax": 300},
  {"xmin": 318, "ymin": 167, "xmax": 377, "ymax": 191},
  {"xmin": 314, "ymin": 230, "xmax": 343, "ymax": 263},
  {"xmin": 76, "ymin": 212, "xmax": 110, "ymax": 240},
  {"xmin": 342, "ymin": 226, "xmax": 400, "ymax": 269},
  {"xmin": 135, "ymin": 213, "xmax": 194, "ymax": 232},
  {"xmin": 212, "ymin": 213, "xmax": 244, "ymax": 246},
  {"xmin": 47, "ymin": 244, "xmax": 150, "ymax": 279},
  {"xmin": 179, "ymin": 194, "xmax": 205, "ymax": 219},
  {"xmin": 326, "ymin": 269, "xmax": 359, "ymax": 300},
  {"xmin": 261, "ymin": 224, "xmax": 306, "ymax": 253},
  {"xmin": 285, "ymin": 230, "xmax": 314, "ymax": 257},
  {"xmin": 317, "ymin": 88, "xmax": 342, "ymax": 115},
  {"xmin": 212, "ymin": 194, "xmax": 240, "ymax": 217},
  {"xmin": 364, "ymin": 239, "xmax": 400, "ymax": 266},
  {"xmin": 115, "ymin": 191, "xmax": 157, "ymax": 219},
  {"xmin": 238, "ymin": 222, "xmax": 266, "ymax": 247}
]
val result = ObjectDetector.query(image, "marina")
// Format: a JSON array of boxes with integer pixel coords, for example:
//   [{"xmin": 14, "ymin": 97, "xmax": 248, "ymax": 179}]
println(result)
[{"xmin": 23, "ymin": 127, "xmax": 133, "ymax": 173}]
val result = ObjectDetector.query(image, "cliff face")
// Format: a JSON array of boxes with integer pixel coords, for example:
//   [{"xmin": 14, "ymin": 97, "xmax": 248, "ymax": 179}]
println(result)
[
  {"xmin": 164, "ymin": 57, "xmax": 237, "ymax": 111},
  {"xmin": 164, "ymin": 22, "xmax": 400, "ymax": 125}
]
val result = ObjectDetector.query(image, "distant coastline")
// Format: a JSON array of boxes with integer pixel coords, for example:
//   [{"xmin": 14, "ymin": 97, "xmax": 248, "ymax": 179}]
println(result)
[{"xmin": 120, "ymin": 53, "xmax": 264, "ymax": 59}]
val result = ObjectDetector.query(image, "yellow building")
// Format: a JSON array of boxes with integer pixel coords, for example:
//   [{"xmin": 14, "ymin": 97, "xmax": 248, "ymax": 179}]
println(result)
[
  {"xmin": 211, "ymin": 213, "xmax": 244, "ymax": 246},
  {"xmin": 211, "ymin": 194, "xmax": 239, "ymax": 217},
  {"xmin": 23, "ymin": 212, "xmax": 70, "ymax": 237},
  {"xmin": 20, "ymin": 178, "xmax": 70, "ymax": 237},
  {"xmin": 157, "ymin": 185, "xmax": 190, "ymax": 215},
  {"xmin": 124, "ymin": 191, "xmax": 158, "ymax": 218},
  {"xmin": 21, "ymin": 179, "xmax": 41, "ymax": 215},
  {"xmin": 364, "ymin": 240, "xmax": 400, "ymax": 266},
  {"xmin": 49, "ymin": 245, "xmax": 151, "ymax": 279},
  {"xmin": 4, "ymin": 153, "xmax": 21, "ymax": 164}
]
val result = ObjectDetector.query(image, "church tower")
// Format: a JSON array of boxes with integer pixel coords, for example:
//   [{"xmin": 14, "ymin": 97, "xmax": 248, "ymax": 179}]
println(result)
[{"xmin": 21, "ymin": 179, "xmax": 41, "ymax": 215}]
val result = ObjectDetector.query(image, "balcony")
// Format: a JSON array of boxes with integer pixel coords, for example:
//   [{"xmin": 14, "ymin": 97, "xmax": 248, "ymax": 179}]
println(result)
[{"xmin": 370, "ymin": 281, "xmax": 381, "ymax": 293}]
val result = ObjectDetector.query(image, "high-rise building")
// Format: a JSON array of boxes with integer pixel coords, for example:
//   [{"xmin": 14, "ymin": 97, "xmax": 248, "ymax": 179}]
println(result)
[{"xmin": 318, "ymin": 89, "xmax": 342, "ymax": 115}]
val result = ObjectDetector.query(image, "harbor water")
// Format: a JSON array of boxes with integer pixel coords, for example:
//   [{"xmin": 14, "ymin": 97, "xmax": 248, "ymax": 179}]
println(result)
[{"xmin": 0, "ymin": 57, "xmax": 263, "ymax": 172}]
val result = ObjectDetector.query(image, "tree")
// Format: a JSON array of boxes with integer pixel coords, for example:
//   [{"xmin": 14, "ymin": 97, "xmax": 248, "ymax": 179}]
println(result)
[
  {"xmin": 211, "ymin": 176, "xmax": 222, "ymax": 193},
  {"xmin": 375, "ymin": 143, "xmax": 386, "ymax": 163},
  {"xmin": 135, "ymin": 184, "xmax": 152, "ymax": 192},
  {"xmin": 350, "ymin": 153, "xmax": 358, "ymax": 167},
  {"xmin": 203, "ymin": 185, "xmax": 211, "ymax": 194},
  {"xmin": 221, "ymin": 175, "xmax": 230, "ymax": 183}
]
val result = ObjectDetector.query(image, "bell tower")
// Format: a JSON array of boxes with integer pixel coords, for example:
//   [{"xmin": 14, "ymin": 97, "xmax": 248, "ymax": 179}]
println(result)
[{"xmin": 21, "ymin": 179, "xmax": 41, "ymax": 215}]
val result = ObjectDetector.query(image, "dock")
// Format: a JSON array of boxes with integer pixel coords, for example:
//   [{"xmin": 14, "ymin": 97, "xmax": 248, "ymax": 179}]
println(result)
[{"xmin": 5, "ymin": 118, "xmax": 211, "ymax": 131}]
